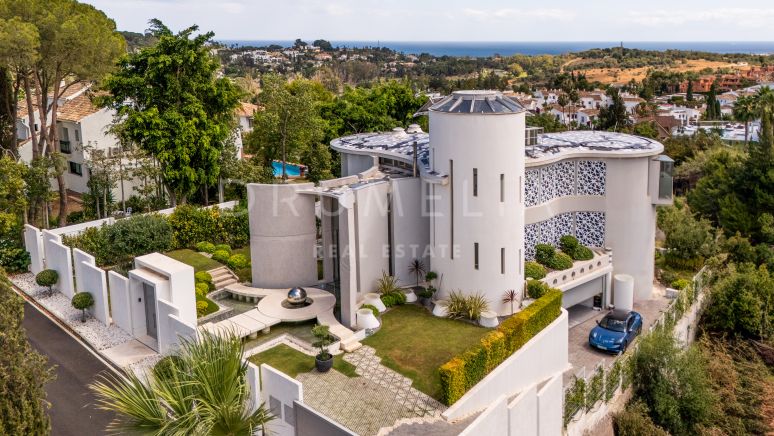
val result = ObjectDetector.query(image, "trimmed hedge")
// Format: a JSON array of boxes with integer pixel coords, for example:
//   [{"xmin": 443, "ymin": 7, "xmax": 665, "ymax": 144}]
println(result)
[
  {"xmin": 212, "ymin": 249, "xmax": 230, "ymax": 264},
  {"xmin": 524, "ymin": 261, "xmax": 547, "ymax": 280},
  {"xmin": 545, "ymin": 252, "xmax": 574, "ymax": 270},
  {"xmin": 560, "ymin": 235, "xmax": 594, "ymax": 261},
  {"xmin": 227, "ymin": 254, "xmax": 249, "ymax": 270},
  {"xmin": 438, "ymin": 289, "xmax": 562, "ymax": 405}
]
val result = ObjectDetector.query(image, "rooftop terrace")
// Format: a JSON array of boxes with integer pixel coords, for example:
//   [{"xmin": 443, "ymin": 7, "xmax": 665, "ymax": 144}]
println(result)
[{"xmin": 330, "ymin": 128, "xmax": 664, "ymax": 174}]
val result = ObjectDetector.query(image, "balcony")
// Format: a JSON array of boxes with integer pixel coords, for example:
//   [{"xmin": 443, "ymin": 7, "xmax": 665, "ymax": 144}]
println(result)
[{"xmin": 542, "ymin": 248, "xmax": 613, "ymax": 290}]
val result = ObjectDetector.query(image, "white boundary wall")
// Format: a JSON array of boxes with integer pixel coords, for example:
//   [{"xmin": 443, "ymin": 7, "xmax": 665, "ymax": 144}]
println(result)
[
  {"xmin": 459, "ymin": 395, "xmax": 508, "ymax": 436},
  {"xmin": 509, "ymin": 385, "xmax": 538, "ymax": 435},
  {"xmin": 157, "ymin": 298, "xmax": 196, "ymax": 355},
  {"xmin": 259, "ymin": 363, "xmax": 303, "ymax": 436},
  {"xmin": 72, "ymin": 249, "xmax": 95, "ymax": 293},
  {"xmin": 443, "ymin": 309, "xmax": 569, "ymax": 421},
  {"xmin": 42, "ymin": 231, "xmax": 75, "ymax": 299},
  {"xmin": 108, "ymin": 271, "xmax": 132, "ymax": 333},
  {"xmin": 80, "ymin": 262, "xmax": 110, "ymax": 325},
  {"xmin": 24, "ymin": 225, "xmax": 44, "ymax": 274}
]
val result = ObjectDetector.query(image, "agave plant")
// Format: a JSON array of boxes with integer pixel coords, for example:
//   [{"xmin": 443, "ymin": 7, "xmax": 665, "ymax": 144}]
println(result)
[
  {"xmin": 446, "ymin": 291, "xmax": 490, "ymax": 321},
  {"xmin": 91, "ymin": 331, "xmax": 274, "ymax": 435},
  {"xmin": 376, "ymin": 271, "xmax": 401, "ymax": 295}
]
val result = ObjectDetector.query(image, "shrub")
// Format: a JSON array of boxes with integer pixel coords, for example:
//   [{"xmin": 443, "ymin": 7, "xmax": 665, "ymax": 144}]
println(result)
[
  {"xmin": 214, "ymin": 244, "xmax": 232, "ymax": 254},
  {"xmin": 227, "ymin": 254, "xmax": 249, "ymax": 270},
  {"xmin": 71, "ymin": 292, "xmax": 94, "ymax": 322},
  {"xmin": 524, "ymin": 261, "xmax": 547, "ymax": 280},
  {"xmin": 195, "ymin": 282, "xmax": 210, "ymax": 299},
  {"xmin": 361, "ymin": 304, "xmax": 379, "ymax": 318},
  {"xmin": 380, "ymin": 291, "xmax": 406, "ymax": 308},
  {"xmin": 535, "ymin": 243, "xmax": 555, "ymax": 265},
  {"xmin": 418, "ymin": 289, "xmax": 434, "ymax": 298},
  {"xmin": 559, "ymin": 235, "xmax": 580, "ymax": 253},
  {"xmin": 527, "ymin": 279, "xmax": 549, "ymax": 299},
  {"xmin": 196, "ymin": 300, "xmax": 210, "ymax": 317},
  {"xmin": 439, "ymin": 289, "xmax": 562, "ymax": 405},
  {"xmin": 168, "ymin": 204, "xmax": 223, "ymax": 249},
  {"xmin": 153, "ymin": 355, "xmax": 184, "ymax": 380},
  {"xmin": 0, "ymin": 241, "xmax": 31, "ymax": 273},
  {"xmin": 195, "ymin": 270, "xmax": 213, "ymax": 284},
  {"xmin": 219, "ymin": 209, "xmax": 250, "ymax": 248},
  {"xmin": 62, "ymin": 214, "xmax": 173, "ymax": 267},
  {"xmin": 671, "ymin": 278, "xmax": 691, "ymax": 290},
  {"xmin": 571, "ymin": 245, "xmax": 594, "ymax": 261},
  {"xmin": 35, "ymin": 269, "xmax": 58, "ymax": 297},
  {"xmin": 613, "ymin": 401, "xmax": 669, "ymax": 436},
  {"xmin": 212, "ymin": 249, "xmax": 230, "ymax": 263},
  {"xmin": 195, "ymin": 241, "xmax": 216, "ymax": 253},
  {"xmin": 544, "ymin": 252, "xmax": 574, "ymax": 270}
]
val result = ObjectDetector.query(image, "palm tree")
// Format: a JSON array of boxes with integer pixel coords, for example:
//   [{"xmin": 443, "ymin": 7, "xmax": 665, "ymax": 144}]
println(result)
[
  {"xmin": 91, "ymin": 331, "xmax": 274, "ymax": 435},
  {"xmin": 734, "ymin": 95, "xmax": 757, "ymax": 147},
  {"xmin": 408, "ymin": 258, "xmax": 427, "ymax": 288}
]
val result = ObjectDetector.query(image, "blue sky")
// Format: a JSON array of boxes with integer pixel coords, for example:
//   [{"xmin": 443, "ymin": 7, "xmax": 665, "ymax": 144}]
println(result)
[{"xmin": 85, "ymin": 0, "xmax": 774, "ymax": 41}]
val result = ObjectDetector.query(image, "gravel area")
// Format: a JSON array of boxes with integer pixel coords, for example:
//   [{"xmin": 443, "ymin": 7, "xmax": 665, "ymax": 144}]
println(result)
[
  {"xmin": 127, "ymin": 353, "xmax": 164, "ymax": 380},
  {"xmin": 11, "ymin": 273, "xmax": 132, "ymax": 351}
]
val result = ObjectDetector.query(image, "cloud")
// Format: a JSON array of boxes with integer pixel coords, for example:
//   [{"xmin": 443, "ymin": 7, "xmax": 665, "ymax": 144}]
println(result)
[
  {"xmin": 628, "ymin": 8, "xmax": 774, "ymax": 27},
  {"xmin": 462, "ymin": 7, "xmax": 575, "ymax": 22}
]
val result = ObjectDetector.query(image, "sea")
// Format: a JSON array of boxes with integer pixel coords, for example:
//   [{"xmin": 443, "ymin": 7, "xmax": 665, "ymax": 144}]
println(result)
[{"xmin": 218, "ymin": 41, "xmax": 774, "ymax": 57}]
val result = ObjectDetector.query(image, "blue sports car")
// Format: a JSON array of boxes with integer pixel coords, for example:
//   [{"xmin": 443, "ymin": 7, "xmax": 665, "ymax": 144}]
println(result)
[{"xmin": 588, "ymin": 309, "xmax": 643, "ymax": 353}]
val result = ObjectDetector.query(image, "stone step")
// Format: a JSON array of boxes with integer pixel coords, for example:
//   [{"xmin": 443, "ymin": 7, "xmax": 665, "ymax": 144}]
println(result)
[
  {"xmin": 214, "ymin": 278, "xmax": 238, "ymax": 289},
  {"xmin": 210, "ymin": 270, "xmax": 232, "ymax": 279},
  {"xmin": 341, "ymin": 340, "xmax": 362, "ymax": 353}
]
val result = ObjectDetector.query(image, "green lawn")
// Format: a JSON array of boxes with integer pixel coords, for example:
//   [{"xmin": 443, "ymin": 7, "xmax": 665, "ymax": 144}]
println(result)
[
  {"xmin": 248, "ymin": 344, "xmax": 358, "ymax": 378},
  {"xmin": 165, "ymin": 249, "xmax": 221, "ymax": 272},
  {"xmin": 362, "ymin": 304, "xmax": 490, "ymax": 400}
]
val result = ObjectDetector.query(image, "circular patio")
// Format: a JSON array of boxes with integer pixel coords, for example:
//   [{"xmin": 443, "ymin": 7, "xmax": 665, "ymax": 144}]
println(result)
[{"xmin": 255, "ymin": 287, "xmax": 336, "ymax": 322}]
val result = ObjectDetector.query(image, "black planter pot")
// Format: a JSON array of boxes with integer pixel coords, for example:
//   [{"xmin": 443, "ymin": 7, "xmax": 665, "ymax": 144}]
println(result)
[
  {"xmin": 315, "ymin": 354, "xmax": 333, "ymax": 372},
  {"xmin": 419, "ymin": 297, "xmax": 431, "ymax": 307}
]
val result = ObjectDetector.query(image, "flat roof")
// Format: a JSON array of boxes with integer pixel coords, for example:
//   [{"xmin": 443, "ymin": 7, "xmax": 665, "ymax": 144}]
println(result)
[{"xmin": 330, "ymin": 129, "xmax": 664, "ymax": 176}]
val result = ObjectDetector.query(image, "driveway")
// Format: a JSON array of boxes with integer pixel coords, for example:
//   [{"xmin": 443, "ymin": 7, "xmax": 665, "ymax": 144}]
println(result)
[
  {"xmin": 23, "ymin": 302, "xmax": 117, "ymax": 436},
  {"xmin": 564, "ymin": 292, "xmax": 671, "ymax": 384}
]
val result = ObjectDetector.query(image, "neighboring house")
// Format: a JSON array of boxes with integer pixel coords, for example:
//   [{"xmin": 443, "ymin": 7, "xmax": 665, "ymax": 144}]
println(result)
[
  {"xmin": 657, "ymin": 104, "xmax": 702, "ymax": 126},
  {"xmin": 234, "ymin": 102, "xmax": 259, "ymax": 158},
  {"xmin": 622, "ymin": 96, "xmax": 645, "ymax": 114}
]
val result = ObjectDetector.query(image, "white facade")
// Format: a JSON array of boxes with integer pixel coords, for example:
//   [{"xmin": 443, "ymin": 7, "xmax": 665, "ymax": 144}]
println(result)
[{"xmin": 429, "ymin": 91, "xmax": 527, "ymax": 315}]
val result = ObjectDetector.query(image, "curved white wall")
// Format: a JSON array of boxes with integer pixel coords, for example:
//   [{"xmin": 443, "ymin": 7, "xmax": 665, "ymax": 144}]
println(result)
[
  {"xmin": 430, "ymin": 110, "xmax": 526, "ymax": 315},
  {"xmin": 248, "ymin": 183, "xmax": 318, "ymax": 289}
]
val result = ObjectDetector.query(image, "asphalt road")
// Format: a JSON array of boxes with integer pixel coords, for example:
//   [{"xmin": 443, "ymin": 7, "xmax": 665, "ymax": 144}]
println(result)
[{"xmin": 23, "ymin": 302, "xmax": 117, "ymax": 436}]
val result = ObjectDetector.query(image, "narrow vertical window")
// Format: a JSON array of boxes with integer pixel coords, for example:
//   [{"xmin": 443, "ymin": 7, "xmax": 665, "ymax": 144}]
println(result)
[
  {"xmin": 474, "ymin": 243, "xmax": 479, "ymax": 270},
  {"xmin": 501, "ymin": 247, "xmax": 505, "ymax": 274},
  {"xmin": 518, "ymin": 249, "xmax": 523, "ymax": 274},
  {"xmin": 450, "ymin": 160, "xmax": 454, "ymax": 259},
  {"xmin": 473, "ymin": 168, "xmax": 478, "ymax": 197},
  {"xmin": 500, "ymin": 174, "xmax": 505, "ymax": 203}
]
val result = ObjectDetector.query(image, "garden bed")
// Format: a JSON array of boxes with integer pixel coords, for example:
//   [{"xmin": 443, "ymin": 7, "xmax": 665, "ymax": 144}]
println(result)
[
  {"xmin": 164, "ymin": 249, "xmax": 222, "ymax": 272},
  {"xmin": 248, "ymin": 343, "xmax": 357, "ymax": 378},
  {"xmin": 362, "ymin": 304, "xmax": 490, "ymax": 400}
]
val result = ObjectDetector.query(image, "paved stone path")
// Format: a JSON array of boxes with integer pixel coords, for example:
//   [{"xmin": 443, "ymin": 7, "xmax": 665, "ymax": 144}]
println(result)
[{"xmin": 298, "ymin": 346, "xmax": 445, "ymax": 435}]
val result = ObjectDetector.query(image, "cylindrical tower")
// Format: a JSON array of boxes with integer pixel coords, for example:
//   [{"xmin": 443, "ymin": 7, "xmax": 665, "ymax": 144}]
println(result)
[{"xmin": 429, "ymin": 90, "xmax": 526, "ymax": 315}]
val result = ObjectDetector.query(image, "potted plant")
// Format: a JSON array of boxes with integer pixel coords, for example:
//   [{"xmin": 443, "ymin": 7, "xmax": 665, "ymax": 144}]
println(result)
[
  {"xmin": 71, "ymin": 292, "xmax": 94, "ymax": 322},
  {"xmin": 311, "ymin": 324, "xmax": 333, "ymax": 372},
  {"xmin": 418, "ymin": 287, "xmax": 435, "ymax": 306},
  {"xmin": 408, "ymin": 258, "xmax": 427, "ymax": 290}
]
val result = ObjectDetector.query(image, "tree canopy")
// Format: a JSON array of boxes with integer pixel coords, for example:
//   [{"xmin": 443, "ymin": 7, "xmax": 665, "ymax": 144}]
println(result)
[{"xmin": 98, "ymin": 19, "xmax": 241, "ymax": 205}]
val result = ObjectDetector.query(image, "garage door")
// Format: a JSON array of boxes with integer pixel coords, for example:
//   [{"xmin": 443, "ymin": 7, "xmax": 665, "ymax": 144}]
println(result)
[{"xmin": 562, "ymin": 276, "xmax": 604, "ymax": 308}]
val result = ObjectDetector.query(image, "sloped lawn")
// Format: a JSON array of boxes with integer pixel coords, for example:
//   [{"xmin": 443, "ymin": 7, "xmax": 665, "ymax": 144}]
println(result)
[{"xmin": 164, "ymin": 249, "xmax": 221, "ymax": 272}]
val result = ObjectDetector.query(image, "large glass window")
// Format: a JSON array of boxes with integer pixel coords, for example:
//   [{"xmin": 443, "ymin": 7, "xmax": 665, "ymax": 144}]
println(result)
[{"xmin": 658, "ymin": 159, "xmax": 674, "ymax": 200}]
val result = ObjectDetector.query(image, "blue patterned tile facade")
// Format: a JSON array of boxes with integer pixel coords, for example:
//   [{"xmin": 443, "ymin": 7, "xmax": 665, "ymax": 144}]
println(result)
[
  {"xmin": 524, "ymin": 211, "xmax": 606, "ymax": 260},
  {"xmin": 524, "ymin": 160, "xmax": 606, "ymax": 207}
]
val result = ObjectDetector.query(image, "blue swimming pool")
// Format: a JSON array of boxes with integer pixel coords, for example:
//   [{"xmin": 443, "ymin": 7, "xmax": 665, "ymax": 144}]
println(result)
[{"xmin": 272, "ymin": 161, "xmax": 303, "ymax": 177}]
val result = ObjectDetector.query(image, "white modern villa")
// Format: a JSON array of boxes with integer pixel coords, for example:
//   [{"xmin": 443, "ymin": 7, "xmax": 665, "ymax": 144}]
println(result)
[
  {"xmin": 248, "ymin": 90, "xmax": 673, "ymax": 326},
  {"xmin": 18, "ymin": 90, "xmax": 674, "ymax": 436}
]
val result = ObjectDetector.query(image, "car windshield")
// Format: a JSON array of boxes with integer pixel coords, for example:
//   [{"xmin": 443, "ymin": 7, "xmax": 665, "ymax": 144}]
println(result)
[{"xmin": 600, "ymin": 317, "xmax": 627, "ymax": 332}]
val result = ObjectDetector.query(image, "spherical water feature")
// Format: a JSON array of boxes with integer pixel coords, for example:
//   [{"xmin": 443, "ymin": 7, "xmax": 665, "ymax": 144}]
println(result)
[{"xmin": 282, "ymin": 287, "xmax": 313, "ymax": 309}]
